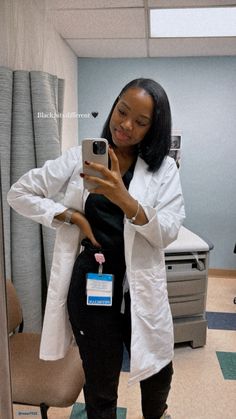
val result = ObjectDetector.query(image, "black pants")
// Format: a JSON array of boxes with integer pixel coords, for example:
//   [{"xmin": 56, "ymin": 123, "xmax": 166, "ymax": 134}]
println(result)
[{"xmin": 67, "ymin": 247, "xmax": 173, "ymax": 419}]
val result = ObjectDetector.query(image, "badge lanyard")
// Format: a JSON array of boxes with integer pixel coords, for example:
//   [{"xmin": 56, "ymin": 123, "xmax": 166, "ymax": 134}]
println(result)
[{"xmin": 86, "ymin": 252, "xmax": 114, "ymax": 306}]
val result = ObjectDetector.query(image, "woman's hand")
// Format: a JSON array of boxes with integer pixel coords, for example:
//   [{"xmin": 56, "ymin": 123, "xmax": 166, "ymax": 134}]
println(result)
[
  {"xmin": 81, "ymin": 147, "xmax": 129, "ymax": 207},
  {"xmin": 72, "ymin": 212, "xmax": 101, "ymax": 247},
  {"xmin": 55, "ymin": 210, "xmax": 101, "ymax": 247}
]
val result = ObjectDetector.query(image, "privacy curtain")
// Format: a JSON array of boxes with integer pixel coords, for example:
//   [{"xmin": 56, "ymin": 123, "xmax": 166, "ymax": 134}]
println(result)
[{"xmin": 0, "ymin": 67, "xmax": 64, "ymax": 332}]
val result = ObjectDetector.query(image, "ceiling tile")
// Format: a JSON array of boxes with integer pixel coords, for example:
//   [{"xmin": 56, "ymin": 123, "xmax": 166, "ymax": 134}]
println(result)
[
  {"xmin": 48, "ymin": 0, "xmax": 144, "ymax": 9},
  {"xmin": 149, "ymin": 37, "xmax": 236, "ymax": 57},
  {"xmin": 67, "ymin": 38, "xmax": 147, "ymax": 57},
  {"xmin": 148, "ymin": 0, "xmax": 236, "ymax": 7},
  {"xmin": 52, "ymin": 8, "xmax": 146, "ymax": 38},
  {"xmin": 46, "ymin": 1, "xmax": 236, "ymax": 57}
]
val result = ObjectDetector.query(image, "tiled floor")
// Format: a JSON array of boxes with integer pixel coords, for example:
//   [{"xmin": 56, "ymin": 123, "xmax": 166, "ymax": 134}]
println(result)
[{"xmin": 13, "ymin": 274, "xmax": 236, "ymax": 419}]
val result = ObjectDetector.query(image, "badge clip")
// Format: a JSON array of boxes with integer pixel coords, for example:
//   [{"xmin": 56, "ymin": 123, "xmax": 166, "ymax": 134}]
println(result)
[{"xmin": 95, "ymin": 252, "xmax": 105, "ymax": 275}]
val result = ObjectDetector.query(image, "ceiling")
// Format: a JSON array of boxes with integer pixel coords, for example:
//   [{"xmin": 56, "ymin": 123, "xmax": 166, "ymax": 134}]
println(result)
[{"xmin": 46, "ymin": 0, "xmax": 236, "ymax": 57}]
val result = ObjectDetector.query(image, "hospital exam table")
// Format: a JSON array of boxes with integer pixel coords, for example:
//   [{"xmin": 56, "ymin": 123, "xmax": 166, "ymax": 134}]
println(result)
[{"xmin": 165, "ymin": 226, "xmax": 213, "ymax": 348}]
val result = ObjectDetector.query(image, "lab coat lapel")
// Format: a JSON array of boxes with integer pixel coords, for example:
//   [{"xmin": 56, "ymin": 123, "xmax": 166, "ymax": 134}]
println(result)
[
  {"xmin": 124, "ymin": 157, "xmax": 153, "ymax": 266},
  {"xmin": 128, "ymin": 156, "xmax": 152, "ymax": 202}
]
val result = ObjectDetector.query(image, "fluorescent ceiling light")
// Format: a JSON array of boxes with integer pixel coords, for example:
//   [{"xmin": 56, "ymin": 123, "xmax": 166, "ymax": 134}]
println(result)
[{"xmin": 150, "ymin": 7, "xmax": 236, "ymax": 38}]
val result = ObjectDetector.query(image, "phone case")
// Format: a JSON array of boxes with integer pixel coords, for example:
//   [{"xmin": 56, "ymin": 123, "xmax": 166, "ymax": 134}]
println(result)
[{"xmin": 82, "ymin": 138, "xmax": 108, "ymax": 190}]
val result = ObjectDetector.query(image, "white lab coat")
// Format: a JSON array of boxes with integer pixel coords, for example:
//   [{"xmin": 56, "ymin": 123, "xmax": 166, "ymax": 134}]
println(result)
[{"xmin": 7, "ymin": 146, "xmax": 185, "ymax": 385}]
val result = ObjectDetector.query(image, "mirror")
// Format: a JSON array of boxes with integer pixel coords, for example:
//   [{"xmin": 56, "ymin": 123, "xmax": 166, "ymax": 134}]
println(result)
[{"xmin": 0, "ymin": 165, "xmax": 13, "ymax": 419}]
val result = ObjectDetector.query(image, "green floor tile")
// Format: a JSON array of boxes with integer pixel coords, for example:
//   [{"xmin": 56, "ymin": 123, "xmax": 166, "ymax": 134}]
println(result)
[
  {"xmin": 70, "ymin": 403, "xmax": 87, "ymax": 419},
  {"xmin": 70, "ymin": 402, "xmax": 127, "ymax": 418},
  {"xmin": 216, "ymin": 351, "xmax": 236, "ymax": 380}
]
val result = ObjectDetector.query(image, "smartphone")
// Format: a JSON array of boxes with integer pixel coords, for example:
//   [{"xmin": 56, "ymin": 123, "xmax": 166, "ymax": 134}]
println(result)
[{"xmin": 82, "ymin": 138, "xmax": 109, "ymax": 190}]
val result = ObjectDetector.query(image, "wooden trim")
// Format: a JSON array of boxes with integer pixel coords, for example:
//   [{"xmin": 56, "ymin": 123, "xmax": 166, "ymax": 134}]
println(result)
[{"xmin": 209, "ymin": 268, "xmax": 236, "ymax": 278}]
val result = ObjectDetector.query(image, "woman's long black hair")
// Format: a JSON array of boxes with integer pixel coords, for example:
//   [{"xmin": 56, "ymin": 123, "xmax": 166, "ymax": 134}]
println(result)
[{"xmin": 101, "ymin": 78, "xmax": 172, "ymax": 173}]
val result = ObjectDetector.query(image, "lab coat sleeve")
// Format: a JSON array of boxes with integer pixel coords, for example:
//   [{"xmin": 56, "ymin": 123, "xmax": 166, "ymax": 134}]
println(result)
[
  {"xmin": 126, "ymin": 160, "xmax": 185, "ymax": 249},
  {"xmin": 7, "ymin": 147, "xmax": 80, "ymax": 228}
]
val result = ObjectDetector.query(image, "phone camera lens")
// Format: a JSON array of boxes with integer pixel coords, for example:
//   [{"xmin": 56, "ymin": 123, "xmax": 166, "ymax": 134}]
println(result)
[{"xmin": 93, "ymin": 141, "xmax": 106, "ymax": 155}]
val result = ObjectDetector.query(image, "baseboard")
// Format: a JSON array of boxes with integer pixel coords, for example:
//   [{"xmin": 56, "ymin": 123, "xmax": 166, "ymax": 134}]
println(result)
[{"xmin": 208, "ymin": 269, "xmax": 236, "ymax": 278}]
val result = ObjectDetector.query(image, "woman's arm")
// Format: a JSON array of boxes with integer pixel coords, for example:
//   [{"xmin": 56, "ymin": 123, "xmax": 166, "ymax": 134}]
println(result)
[
  {"xmin": 8, "ymin": 146, "xmax": 101, "ymax": 246},
  {"xmin": 7, "ymin": 147, "xmax": 80, "ymax": 228},
  {"xmin": 129, "ymin": 159, "xmax": 185, "ymax": 249},
  {"xmin": 80, "ymin": 148, "xmax": 185, "ymax": 249}
]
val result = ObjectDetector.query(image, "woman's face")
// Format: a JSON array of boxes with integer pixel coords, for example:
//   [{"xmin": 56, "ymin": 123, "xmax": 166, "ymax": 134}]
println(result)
[{"xmin": 109, "ymin": 87, "xmax": 154, "ymax": 152}]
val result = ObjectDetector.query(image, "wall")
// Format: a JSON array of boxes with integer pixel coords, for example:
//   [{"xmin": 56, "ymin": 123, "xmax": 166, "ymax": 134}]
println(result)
[
  {"xmin": 0, "ymin": 0, "xmax": 78, "ymax": 150},
  {"xmin": 77, "ymin": 57, "xmax": 236, "ymax": 269}
]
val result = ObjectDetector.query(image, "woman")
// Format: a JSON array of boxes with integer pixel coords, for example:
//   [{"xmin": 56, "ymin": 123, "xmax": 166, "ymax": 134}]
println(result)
[{"xmin": 7, "ymin": 78, "xmax": 185, "ymax": 419}]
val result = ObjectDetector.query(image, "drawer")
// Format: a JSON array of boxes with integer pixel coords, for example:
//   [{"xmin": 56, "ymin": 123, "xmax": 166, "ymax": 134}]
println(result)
[
  {"xmin": 169, "ymin": 294, "xmax": 205, "ymax": 318},
  {"xmin": 166, "ymin": 270, "xmax": 206, "ymax": 282},
  {"xmin": 165, "ymin": 257, "xmax": 207, "ymax": 276},
  {"xmin": 167, "ymin": 277, "xmax": 206, "ymax": 297}
]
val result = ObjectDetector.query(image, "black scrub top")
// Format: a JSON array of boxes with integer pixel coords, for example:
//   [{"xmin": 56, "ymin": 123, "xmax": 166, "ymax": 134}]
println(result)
[{"xmin": 84, "ymin": 161, "xmax": 136, "ymax": 252}]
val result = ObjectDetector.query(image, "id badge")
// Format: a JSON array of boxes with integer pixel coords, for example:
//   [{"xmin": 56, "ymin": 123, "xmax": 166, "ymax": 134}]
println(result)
[{"xmin": 86, "ymin": 272, "xmax": 114, "ymax": 306}]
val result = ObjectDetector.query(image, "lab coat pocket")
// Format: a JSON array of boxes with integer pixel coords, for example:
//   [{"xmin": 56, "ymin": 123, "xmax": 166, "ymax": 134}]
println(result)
[
  {"xmin": 49, "ymin": 224, "xmax": 80, "ymax": 300},
  {"xmin": 132, "ymin": 266, "xmax": 167, "ymax": 319}
]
